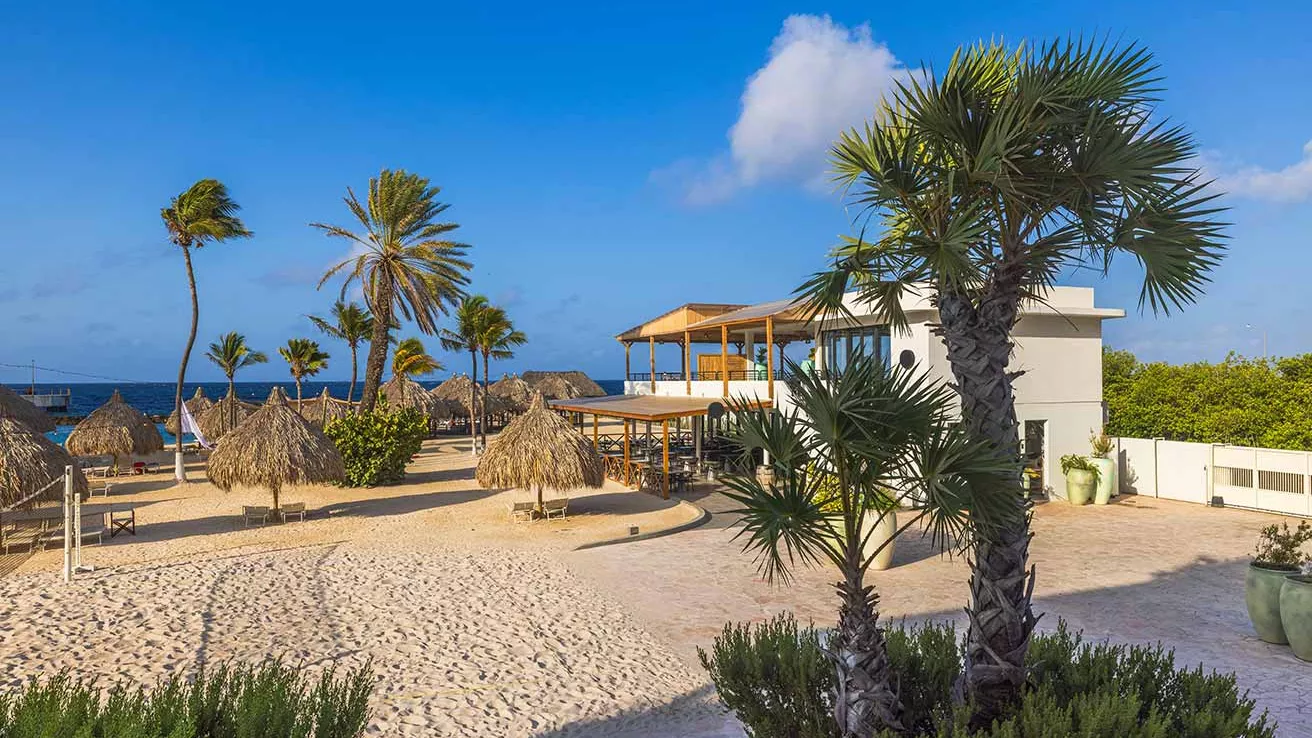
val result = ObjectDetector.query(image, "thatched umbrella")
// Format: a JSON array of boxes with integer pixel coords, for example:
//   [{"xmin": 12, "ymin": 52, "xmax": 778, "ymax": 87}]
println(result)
[
  {"xmin": 0, "ymin": 417, "xmax": 88, "ymax": 508},
  {"xmin": 523, "ymin": 370, "xmax": 606, "ymax": 398},
  {"xmin": 296, "ymin": 387, "xmax": 353, "ymax": 429},
  {"xmin": 64, "ymin": 390, "xmax": 164, "ymax": 468},
  {"xmin": 489, "ymin": 374, "xmax": 534, "ymax": 413},
  {"xmin": 165, "ymin": 387, "xmax": 214, "ymax": 438},
  {"xmin": 476, "ymin": 392, "xmax": 603, "ymax": 512},
  {"xmin": 0, "ymin": 384, "xmax": 56, "ymax": 433},
  {"xmin": 207, "ymin": 387, "xmax": 345, "ymax": 511},
  {"xmin": 196, "ymin": 391, "xmax": 259, "ymax": 442},
  {"xmin": 533, "ymin": 374, "xmax": 581, "ymax": 401},
  {"xmin": 380, "ymin": 375, "xmax": 440, "ymax": 417},
  {"xmin": 431, "ymin": 373, "xmax": 485, "ymax": 414}
]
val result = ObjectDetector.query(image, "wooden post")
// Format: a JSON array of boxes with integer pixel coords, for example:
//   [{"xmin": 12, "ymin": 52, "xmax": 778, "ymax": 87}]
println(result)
[
  {"xmin": 720, "ymin": 325, "xmax": 729, "ymax": 398},
  {"xmin": 766, "ymin": 316, "xmax": 775, "ymax": 401},
  {"xmin": 649, "ymin": 336, "xmax": 656, "ymax": 392},
  {"xmin": 62, "ymin": 465, "xmax": 72, "ymax": 583},
  {"xmin": 623, "ymin": 420, "xmax": 631, "ymax": 487},
  {"xmin": 592, "ymin": 414, "xmax": 599, "ymax": 449},
  {"xmin": 684, "ymin": 330, "xmax": 691, "ymax": 395},
  {"xmin": 624, "ymin": 342, "xmax": 631, "ymax": 381},
  {"xmin": 662, "ymin": 419, "xmax": 670, "ymax": 500}
]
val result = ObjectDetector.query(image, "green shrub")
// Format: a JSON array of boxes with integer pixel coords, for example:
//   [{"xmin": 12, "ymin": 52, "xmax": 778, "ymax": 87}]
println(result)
[
  {"xmin": 324, "ymin": 403, "xmax": 427, "ymax": 487},
  {"xmin": 0, "ymin": 659, "xmax": 373, "ymax": 737},
  {"xmin": 697, "ymin": 613, "xmax": 836, "ymax": 738}
]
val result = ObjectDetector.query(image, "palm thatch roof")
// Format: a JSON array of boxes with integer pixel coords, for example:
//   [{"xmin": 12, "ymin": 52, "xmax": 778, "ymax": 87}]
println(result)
[
  {"xmin": 380, "ymin": 374, "xmax": 443, "ymax": 418},
  {"xmin": 206, "ymin": 387, "xmax": 345, "ymax": 509},
  {"xmin": 196, "ymin": 391, "xmax": 260, "ymax": 442},
  {"xmin": 476, "ymin": 393, "xmax": 603, "ymax": 508},
  {"xmin": 165, "ymin": 387, "xmax": 214, "ymax": 437},
  {"xmin": 65, "ymin": 390, "xmax": 164, "ymax": 460},
  {"xmin": 0, "ymin": 384, "xmax": 56, "ymax": 433},
  {"xmin": 532, "ymin": 374, "xmax": 582, "ymax": 401},
  {"xmin": 295, "ymin": 387, "xmax": 354, "ymax": 428},
  {"xmin": 431, "ymin": 374, "xmax": 487, "ymax": 414},
  {"xmin": 523, "ymin": 370, "xmax": 606, "ymax": 398},
  {"xmin": 0, "ymin": 417, "xmax": 87, "ymax": 508},
  {"xmin": 489, "ymin": 374, "xmax": 534, "ymax": 412}
]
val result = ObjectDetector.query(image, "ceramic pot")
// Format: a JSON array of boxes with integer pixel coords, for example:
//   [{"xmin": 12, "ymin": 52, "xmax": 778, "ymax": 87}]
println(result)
[
  {"xmin": 1246, "ymin": 563, "xmax": 1297, "ymax": 644},
  {"xmin": 866, "ymin": 510, "xmax": 898, "ymax": 571},
  {"xmin": 1065, "ymin": 469, "xmax": 1095, "ymax": 505},
  {"xmin": 1090, "ymin": 457, "xmax": 1116, "ymax": 505},
  {"xmin": 1279, "ymin": 574, "xmax": 1312, "ymax": 660}
]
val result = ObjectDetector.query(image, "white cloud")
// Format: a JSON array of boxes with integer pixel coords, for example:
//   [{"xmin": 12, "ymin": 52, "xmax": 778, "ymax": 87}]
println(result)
[
  {"xmin": 666, "ymin": 15, "xmax": 909, "ymax": 204},
  {"xmin": 1210, "ymin": 140, "xmax": 1312, "ymax": 203}
]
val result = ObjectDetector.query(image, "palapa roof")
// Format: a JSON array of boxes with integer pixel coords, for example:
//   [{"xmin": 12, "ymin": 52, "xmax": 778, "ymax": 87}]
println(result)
[
  {"xmin": 476, "ymin": 393, "xmax": 603, "ymax": 493},
  {"xmin": 430, "ymin": 374, "xmax": 487, "ymax": 413},
  {"xmin": 196, "ymin": 391, "xmax": 260, "ymax": 441},
  {"xmin": 0, "ymin": 384, "xmax": 56, "ymax": 433},
  {"xmin": 522, "ymin": 370, "xmax": 606, "ymax": 398},
  {"xmin": 531, "ymin": 374, "xmax": 582, "ymax": 401},
  {"xmin": 165, "ymin": 387, "xmax": 214, "ymax": 437},
  {"xmin": 65, "ymin": 389, "xmax": 164, "ymax": 458},
  {"xmin": 0, "ymin": 417, "xmax": 87, "ymax": 508},
  {"xmin": 489, "ymin": 374, "xmax": 534, "ymax": 412},
  {"xmin": 380, "ymin": 374, "xmax": 442, "ymax": 417},
  {"xmin": 207, "ymin": 387, "xmax": 345, "ymax": 494},
  {"xmin": 295, "ymin": 387, "xmax": 354, "ymax": 428}
]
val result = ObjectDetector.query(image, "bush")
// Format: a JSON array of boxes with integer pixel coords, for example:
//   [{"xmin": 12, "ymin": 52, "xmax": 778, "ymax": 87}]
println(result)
[
  {"xmin": 0, "ymin": 659, "xmax": 373, "ymax": 737},
  {"xmin": 324, "ymin": 403, "xmax": 427, "ymax": 487},
  {"xmin": 704, "ymin": 618, "xmax": 1276, "ymax": 738}
]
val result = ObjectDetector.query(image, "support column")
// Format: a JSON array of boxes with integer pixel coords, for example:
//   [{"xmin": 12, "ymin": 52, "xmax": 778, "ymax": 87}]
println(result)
[
  {"xmin": 649, "ymin": 336, "xmax": 656, "ymax": 392},
  {"xmin": 624, "ymin": 342, "xmax": 631, "ymax": 381},
  {"xmin": 592, "ymin": 414, "xmax": 599, "ymax": 450},
  {"xmin": 720, "ymin": 325, "xmax": 729, "ymax": 398},
  {"xmin": 623, "ymin": 420, "xmax": 631, "ymax": 486},
  {"xmin": 766, "ymin": 316, "xmax": 775, "ymax": 401},
  {"xmin": 662, "ymin": 419, "xmax": 670, "ymax": 500},
  {"xmin": 684, "ymin": 330, "xmax": 691, "ymax": 395}
]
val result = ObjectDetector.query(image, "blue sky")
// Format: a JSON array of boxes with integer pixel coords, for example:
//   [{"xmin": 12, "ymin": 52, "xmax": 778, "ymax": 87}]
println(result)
[{"xmin": 1, "ymin": 1, "xmax": 1309, "ymax": 385}]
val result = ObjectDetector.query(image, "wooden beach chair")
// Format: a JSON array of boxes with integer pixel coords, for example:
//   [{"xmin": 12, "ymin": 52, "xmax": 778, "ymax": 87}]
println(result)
[
  {"xmin": 0, "ymin": 517, "xmax": 40, "ymax": 554},
  {"xmin": 507, "ymin": 500, "xmax": 535, "ymax": 522},
  {"xmin": 542, "ymin": 498, "xmax": 569, "ymax": 520},
  {"xmin": 241, "ymin": 506, "xmax": 271, "ymax": 527},
  {"xmin": 279, "ymin": 503, "xmax": 307, "ymax": 523},
  {"xmin": 89, "ymin": 482, "xmax": 113, "ymax": 498}
]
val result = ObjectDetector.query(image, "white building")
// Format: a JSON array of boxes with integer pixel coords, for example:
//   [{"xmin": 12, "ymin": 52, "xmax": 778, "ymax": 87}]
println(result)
[{"xmin": 616, "ymin": 285, "xmax": 1123, "ymax": 499}]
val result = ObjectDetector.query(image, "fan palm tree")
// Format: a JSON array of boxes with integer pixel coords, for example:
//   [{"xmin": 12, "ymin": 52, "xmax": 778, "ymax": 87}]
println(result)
[
  {"xmin": 800, "ymin": 39, "xmax": 1226, "ymax": 722},
  {"xmin": 308, "ymin": 300, "xmax": 374, "ymax": 402},
  {"xmin": 205, "ymin": 332, "xmax": 268, "ymax": 427},
  {"xmin": 162, "ymin": 179, "xmax": 252, "ymax": 481},
  {"xmin": 392, "ymin": 337, "xmax": 444, "ymax": 378},
  {"xmin": 439, "ymin": 295, "xmax": 492, "ymax": 454},
  {"xmin": 313, "ymin": 169, "xmax": 471, "ymax": 413},
  {"xmin": 474, "ymin": 307, "xmax": 526, "ymax": 449},
  {"xmin": 725, "ymin": 354, "xmax": 1015, "ymax": 736},
  {"xmin": 279, "ymin": 338, "xmax": 330, "ymax": 404}
]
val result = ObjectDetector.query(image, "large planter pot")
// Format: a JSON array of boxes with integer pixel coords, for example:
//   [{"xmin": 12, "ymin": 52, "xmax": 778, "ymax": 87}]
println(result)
[
  {"xmin": 1280, "ymin": 575, "xmax": 1312, "ymax": 660},
  {"xmin": 1065, "ymin": 469, "xmax": 1095, "ymax": 505},
  {"xmin": 756, "ymin": 465, "xmax": 775, "ymax": 488},
  {"xmin": 866, "ymin": 510, "xmax": 897, "ymax": 571},
  {"xmin": 1090, "ymin": 457, "xmax": 1116, "ymax": 505},
  {"xmin": 1246, "ymin": 563, "xmax": 1297, "ymax": 644}
]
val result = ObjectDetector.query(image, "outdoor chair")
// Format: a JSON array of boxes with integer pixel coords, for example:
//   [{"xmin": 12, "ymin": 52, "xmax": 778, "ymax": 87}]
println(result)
[
  {"xmin": 0, "ymin": 519, "xmax": 40, "ymax": 554},
  {"xmin": 542, "ymin": 498, "xmax": 569, "ymax": 520},
  {"xmin": 108, "ymin": 507, "xmax": 136, "ymax": 538},
  {"xmin": 89, "ymin": 482, "xmax": 113, "ymax": 498},
  {"xmin": 507, "ymin": 500, "xmax": 535, "ymax": 522},
  {"xmin": 80, "ymin": 513, "xmax": 105, "ymax": 546},
  {"xmin": 279, "ymin": 503, "xmax": 307, "ymax": 523},
  {"xmin": 242, "ymin": 505, "xmax": 271, "ymax": 527}
]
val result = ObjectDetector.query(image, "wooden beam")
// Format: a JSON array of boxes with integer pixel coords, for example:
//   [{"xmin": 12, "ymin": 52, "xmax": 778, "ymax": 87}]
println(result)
[
  {"xmin": 662, "ymin": 419, "xmax": 670, "ymax": 500},
  {"xmin": 624, "ymin": 342, "xmax": 631, "ymax": 382},
  {"xmin": 623, "ymin": 420, "xmax": 631, "ymax": 487},
  {"xmin": 684, "ymin": 330, "xmax": 691, "ymax": 395},
  {"xmin": 592, "ymin": 414, "xmax": 599, "ymax": 449},
  {"xmin": 649, "ymin": 336, "xmax": 656, "ymax": 392},
  {"xmin": 720, "ymin": 324, "xmax": 729, "ymax": 398},
  {"xmin": 766, "ymin": 316, "xmax": 775, "ymax": 401}
]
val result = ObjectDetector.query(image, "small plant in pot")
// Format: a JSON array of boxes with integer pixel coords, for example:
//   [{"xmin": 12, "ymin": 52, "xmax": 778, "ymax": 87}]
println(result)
[
  {"xmin": 1060, "ymin": 453, "xmax": 1100, "ymax": 506},
  {"xmin": 1088, "ymin": 430, "xmax": 1116, "ymax": 505},
  {"xmin": 1245, "ymin": 521, "xmax": 1312, "ymax": 645},
  {"xmin": 812, "ymin": 465, "xmax": 899, "ymax": 570}
]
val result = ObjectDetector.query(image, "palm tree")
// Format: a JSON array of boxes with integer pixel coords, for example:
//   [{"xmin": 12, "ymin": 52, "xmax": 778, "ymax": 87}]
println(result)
[
  {"xmin": 392, "ymin": 337, "xmax": 444, "ymax": 378},
  {"xmin": 162, "ymin": 179, "xmax": 252, "ymax": 481},
  {"xmin": 439, "ymin": 295, "xmax": 492, "ymax": 454},
  {"xmin": 308, "ymin": 301, "xmax": 374, "ymax": 402},
  {"xmin": 725, "ymin": 355, "xmax": 1015, "ymax": 736},
  {"xmin": 313, "ymin": 169, "xmax": 471, "ymax": 413},
  {"xmin": 802, "ymin": 39, "xmax": 1226, "ymax": 722},
  {"xmin": 474, "ymin": 307, "xmax": 526, "ymax": 449},
  {"xmin": 279, "ymin": 338, "xmax": 331, "ymax": 404},
  {"xmin": 205, "ymin": 331, "xmax": 268, "ymax": 399}
]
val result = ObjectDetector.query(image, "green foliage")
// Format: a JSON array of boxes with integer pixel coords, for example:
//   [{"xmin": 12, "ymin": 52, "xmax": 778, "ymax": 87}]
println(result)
[
  {"xmin": 1089, "ymin": 431, "xmax": 1113, "ymax": 459},
  {"xmin": 1252, "ymin": 520, "xmax": 1312, "ymax": 569},
  {"xmin": 1059, "ymin": 454, "xmax": 1100, "ymax": 485},
  {"xmin": 324, "ymin": 404, "xmax": 427, "ymax": 487},
  {"xmin": 696, "ymin": 614, "xmax": 836, "ymax": 738},
  {"xmin": 0, "ymin": 659, "xmax": 372, "ymax": 737},
  {"xmin": 1104, "ymin": 348, "xmax": 1312, "ymax": 450}
]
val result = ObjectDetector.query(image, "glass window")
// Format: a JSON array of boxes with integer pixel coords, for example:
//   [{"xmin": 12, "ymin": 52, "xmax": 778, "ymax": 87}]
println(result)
[{"xmin": 821, "ymin": 326, "xmax": 891, "ymax": 374}]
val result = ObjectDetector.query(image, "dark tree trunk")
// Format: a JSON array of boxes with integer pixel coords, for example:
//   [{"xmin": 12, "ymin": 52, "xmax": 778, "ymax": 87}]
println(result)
[
  {"xmin": 830, "ymin": 546, "xmax": 902, "ymax": 735},
  {"xmin": 227, "ymin": 377, "xmax": 236, "ymax": 432},
  {"xmin": 937, "ymin": 285, "xmax": 1036, "ymax": 726},
  {"xmin": 348, "ymin": 343, "xmax": 359, "ymax": 403},
  {"xmin": 469, "ymin": 350, "xmax": 478, "ymax": 454},
  {"xmin": 174, "ymin": 246, "xmax": 200, "ymax": 482},
  {"xmin": 358, "ymin": 282, "xmax": 393, "ymax": 413},
  {"xmin": 481, "ymin": 351, "xmax": 490, "ymax": 450}
]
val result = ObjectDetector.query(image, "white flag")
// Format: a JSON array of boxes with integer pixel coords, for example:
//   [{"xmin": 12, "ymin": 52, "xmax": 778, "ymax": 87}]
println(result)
[{"xmin": 180, "ymin": 399, "xmax": 212, "ymax": 449}]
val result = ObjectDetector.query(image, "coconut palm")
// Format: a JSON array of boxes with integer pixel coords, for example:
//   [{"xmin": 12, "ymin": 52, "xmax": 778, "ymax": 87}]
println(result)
[
  {"xmin": 724, "ymin": 355, "xmax": 1016, "ymax": 736},
  {"xmin": 279, "ymin": 338, "xmax": 330, "ymax": 404},
  {"xmin": 439, "ymin": 295, "xmax": 492, "ymax": 454},
  {"xmin": 205, "ymin": 332, "xmax": 268, "ymax": 433},
  {"xmin": 308, "ymin": 300, "xmax": 374, "ymax": 403},
  {"xmin": 162, "ymin": 179, "xmax": 252, "ymax": 481},
  {"xmin": 392, "ymin": 337, "xmax": 444, "ymax": 378},
  {"xmin": 801, "ymin": 39, "xmax": 1226, "ymax": 721},
  {"xmin": 474, "ymin": 307, "xmax": 526, "ymax": 449},
  {"xmin": 313, "ymin": 169, "xmax": 471, "ymax": 413}
]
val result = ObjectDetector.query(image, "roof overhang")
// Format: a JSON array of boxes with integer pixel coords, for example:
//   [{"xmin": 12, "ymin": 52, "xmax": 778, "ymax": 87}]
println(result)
[{"xmin": 550, "ymin": 394, "xmax": 771, "ymax": 421}]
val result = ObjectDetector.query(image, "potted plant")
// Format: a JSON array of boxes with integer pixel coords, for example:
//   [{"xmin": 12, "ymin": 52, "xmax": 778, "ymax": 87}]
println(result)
[
  {"xmin": 813, "ymin": 466, "xmax": 899, "ymax": 570},
  {"xmin": 1088, "ymin": 430, "xmax": 1116, "ymax": 505},
  {"xmin": 1059, "ymin": 454, "xmax": 1099, "ymax": 506},
  {"xmin": 1246, "ymin": 521, "xmax": 1312, "ymax": 645}
]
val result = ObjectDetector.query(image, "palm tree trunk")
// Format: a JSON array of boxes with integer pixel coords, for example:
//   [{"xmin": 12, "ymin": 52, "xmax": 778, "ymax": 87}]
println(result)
[
  {"xmin": 348, "ymin": 343, "xmax": 359, "ymax": 404},
  {"xmin": 830, "ymin": 570, "xmax": 902, "ymax": 736},
  {"xmin": 937, "ymin": 288, "xmax": 1035, "ymax": 726},
  {"xmin": 481, "ymin": 351, "xmax": 490, "ymax": 450},
  {"xmin": 295, "ymin": 376, "xmax": 303, "ymax": 404},
  {"xmin": 174, "ymin": 246, "xmax": 199, "ymax": 483},
  {"xmin": 227, "ymin": 377, "xmax": 236, "ymax": 434},
  {"xmin": 358, "ymin": 284, "xmax": 394, "ymax": 413},
  {"xmin": 469, "ymin": 349, "xmax": 478, "ymax": 455}
]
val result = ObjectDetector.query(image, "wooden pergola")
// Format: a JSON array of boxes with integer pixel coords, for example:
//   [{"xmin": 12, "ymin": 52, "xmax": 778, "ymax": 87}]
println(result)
[{"xmin": 614, "ymin": 298, "xmax": 813, "ymax": 401}]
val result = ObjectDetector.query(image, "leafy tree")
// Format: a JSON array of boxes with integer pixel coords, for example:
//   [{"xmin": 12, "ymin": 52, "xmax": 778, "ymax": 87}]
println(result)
[
  {"xmin": 162, "ymin": 179, "xmax": 252, "ymax": 480},
  {"xmin": 308, "ymin": 301, "xmax": 374, "ymax": 402},
  {"xmin": 205, "ymin": 331, "xmax": 268, "ymax": 401},
  {"xmin": 279, "ymin": 338, "xmax": 330, "ymax": 404},
  {"xmin": 313, "ymin": 169, "xmax": 471, "ymax": 413},
  {"xmin": 802, "ymin": 39, "xmax": 1226, "ymax": 721},
  {"xmin": 391, "ymin": 337, "xmax": 443, "ymax": 378},
  {"xmin": 474, "ymin": 306, "xmax": 526, "ymax": 449},
  {"xmin": 439, "ymin": 295, "xmax": 493, "ymax": 454}
]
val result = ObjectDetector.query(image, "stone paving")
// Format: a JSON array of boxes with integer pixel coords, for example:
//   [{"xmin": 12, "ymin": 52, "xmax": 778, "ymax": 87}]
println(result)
[{"xmin": 566, "ymin": 490, "xmax": 1312, "ymax": 737}]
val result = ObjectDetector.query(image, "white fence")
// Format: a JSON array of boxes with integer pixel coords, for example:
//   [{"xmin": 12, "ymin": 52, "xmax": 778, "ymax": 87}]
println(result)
[{"xmin": 1114, "ymin": 437, "xmax": 1312, "ymax": 517}]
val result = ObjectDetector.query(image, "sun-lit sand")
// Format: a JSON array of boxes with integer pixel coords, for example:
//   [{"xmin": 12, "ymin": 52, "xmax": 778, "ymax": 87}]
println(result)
[{"xmin": 0, "ymin": 436, "xmax": 739, "ymax": 737}]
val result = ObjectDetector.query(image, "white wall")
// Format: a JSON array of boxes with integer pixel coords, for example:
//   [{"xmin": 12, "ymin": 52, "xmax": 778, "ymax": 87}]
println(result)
[{"xmin": 1114, "ymin": 437, "xmax": 1312, "ymax": 517}]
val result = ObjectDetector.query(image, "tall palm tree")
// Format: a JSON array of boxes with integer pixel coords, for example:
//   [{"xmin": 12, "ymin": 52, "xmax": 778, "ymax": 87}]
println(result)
[
  {"xmin": 204, "ymin": 332, "xmax": 268, "ymax": 424},
  {"xmin": 801, "ymin": 39, "xmax": 1226, "ymax": 722},
  {"xmin": 474, "ymin": 307, "xmax": 526, "ymax": 449},
  {"xmin": 439, "ymin": 295, "xmax": 492, "ymax": 454},
  {"xmin": 308, "ymin": 301, "xmax": 374, "ymax": 403},
  {"xmin": 392, "ymin": 337, "xmax": 444, "ymax": 378},
  {"xmin": 724, "ymin": 355, "xmax": 1015, "ymax": 736},
  {"xmin": 279, "ymin": 338, "xmax": 330, "ymax": 404},
  {"xmin": 162, "ymin": 179, "xmax": 252, "ymax": 481},
  {"xmin": 313, "ymin": 169, "xmax": 471, "ymax": 413}
]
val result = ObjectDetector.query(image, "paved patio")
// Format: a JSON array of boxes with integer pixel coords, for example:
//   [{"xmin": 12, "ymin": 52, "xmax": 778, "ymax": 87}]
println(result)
[{"xmin": 566, "ymin": 491, "xmax": 1312, "ymax": 736}]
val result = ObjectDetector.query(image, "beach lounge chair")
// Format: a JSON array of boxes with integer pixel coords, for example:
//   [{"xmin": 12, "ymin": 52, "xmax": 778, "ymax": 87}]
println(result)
[
  {"xmin": 0, "ymin": 518, "xmax": 40, "ymax": 554},
  {"xmin": 89, "ymin": 482, "xmax": 113, "ymax": 498},
  {"xmin": 279, "ymin": 503, "xmax": 307, "ymax": 523},
  {"xmin": 507, "ymin": 501, "xmax": 535, "ymax": 522},
  {"xmin": 242, "ymin": 506, "xmax": 271, "ymax": 527},
  {"xmin": 79, "ymin": 513, "xmax": 105, "ymax": 546},
  {"xmin": 542, "ymin": 498, "xmax": 569, "ymax": 520}
]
